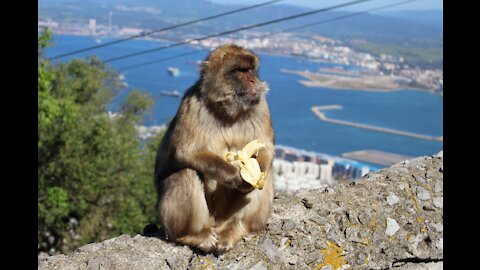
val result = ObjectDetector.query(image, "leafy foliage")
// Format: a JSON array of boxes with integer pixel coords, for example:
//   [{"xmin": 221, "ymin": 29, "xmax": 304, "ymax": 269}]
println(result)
[{"xmin": 38, "ymin": 29, "xmax": 163, "ymax": 254}]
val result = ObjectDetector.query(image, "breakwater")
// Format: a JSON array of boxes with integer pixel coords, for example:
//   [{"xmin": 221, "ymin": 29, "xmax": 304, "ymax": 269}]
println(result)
[{"xmin": 311, "ymin": 105, "xmax": 443, "ymax": 142}]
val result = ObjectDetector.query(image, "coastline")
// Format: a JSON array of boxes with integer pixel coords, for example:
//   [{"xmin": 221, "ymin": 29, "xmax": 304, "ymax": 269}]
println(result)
[{"xmin": 281, "ymin": 68, "xmax": 439, "ymax": 95}]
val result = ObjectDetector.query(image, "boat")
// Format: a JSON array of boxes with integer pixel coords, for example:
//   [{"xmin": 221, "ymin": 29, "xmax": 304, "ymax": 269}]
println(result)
[
  {"xmin": 118, "ymin": 73, "xmax": 128, "ymax": 87},
  {"xmin": 160, "ymin": 90, "xmax": 180, "ymax": 97},
  {"xmin": 167, "ymin": 67, "xmax": 180, "ymax": 77}
]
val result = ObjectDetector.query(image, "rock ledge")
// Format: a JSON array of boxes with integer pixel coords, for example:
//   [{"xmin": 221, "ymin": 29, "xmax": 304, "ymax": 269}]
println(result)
[{"xmin": 39, "ymin": 151, "xmax": 443, "ymax": 270}]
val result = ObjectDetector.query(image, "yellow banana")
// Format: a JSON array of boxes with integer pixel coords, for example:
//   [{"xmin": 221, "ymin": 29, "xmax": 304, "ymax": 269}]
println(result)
[
  {"xmin": 224, "ymin": 139, "xmax": 267, "ymax": 190},
  {"xmin": 240, "ymin": 139, "xmax": 266, "ymax": 159}
]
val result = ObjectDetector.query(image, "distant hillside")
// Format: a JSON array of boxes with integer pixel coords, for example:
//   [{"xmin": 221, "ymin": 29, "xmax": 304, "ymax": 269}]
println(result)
[
  {"xmin": 39, "ymin": 0, "xmax": 443, "ymax": 40},
  {"xmin": 39, "ymin": 0, "xmax": 442, "ymax": 68},
  {"xmin": 377, "ymin": 9, "xmax": 443, "ymax": 26}
]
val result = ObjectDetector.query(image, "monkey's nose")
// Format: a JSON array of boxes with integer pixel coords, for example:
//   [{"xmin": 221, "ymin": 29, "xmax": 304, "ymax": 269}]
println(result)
[{"xmin": 248, "ymin": 88, "xmax": 257, "ymax": 96}]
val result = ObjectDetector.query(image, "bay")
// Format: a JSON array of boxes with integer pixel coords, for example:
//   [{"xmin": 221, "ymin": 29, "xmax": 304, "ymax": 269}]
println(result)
[{"xmin": 45, "ymin": 34, "xmax": 443, "ymax": 166}]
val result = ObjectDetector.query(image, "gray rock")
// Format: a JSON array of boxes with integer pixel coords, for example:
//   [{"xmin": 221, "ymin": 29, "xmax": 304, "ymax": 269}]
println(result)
[
  {"xmin": 430, "ymin": 223, "xmax": 443, "ymax": 232},
  {"xmin": 279, "ymin": 237, "xmax": 290, "ymax": 250},
  {"xmin": 436, "ymin": 238, "xmax": 443, "ymax": 250},
  {"xmin": 286, "ymin": 254, "xmax": 298, "ymax": 265},
  {"xmin": 38, "ymin": 151, "xmax": 443, "ymax": 270},
  {"xmin": 282, "ymin": 219, "xmax": 295, "ymax": 231},
  {"xmin": 416, "ymin": 186, "xmax": 431, "ymax": 201},
  {"xmin": 345, "ymin": 226, "xmax": 368, "ymax": 245},
  {"xmin": 434, "ymin": 182, "xmax": 442, "ymax": 193},
  {"xmin": 394, "ymin": 262, "xmax": 443, "ymax": 270},
  {"xmin": 85, "ymin": 257, "xmax": 105, "ymax": 270},
  {"xmin": 386, "ymin": 218, "xmax": 401, "ymax": 236},
  {"xmin": 433, "ymin": 197, "xmax": 443, "ymax": 208},
  {"xmin": 387, "ymin": 193, "xmax": 400, "ymax": 206},
  {"xmin": 413, "ymin": 175, "xmax": 426, "ymax": 183},
  {"xmin": 259, "ymin": 237, "xmax": 278, "ymax": 263}
]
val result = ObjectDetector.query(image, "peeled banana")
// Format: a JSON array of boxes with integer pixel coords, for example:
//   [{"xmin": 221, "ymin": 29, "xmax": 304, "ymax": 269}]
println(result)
[{"xmin": 224, "ymin": 139, "xmax": 268, "ymax": 190}]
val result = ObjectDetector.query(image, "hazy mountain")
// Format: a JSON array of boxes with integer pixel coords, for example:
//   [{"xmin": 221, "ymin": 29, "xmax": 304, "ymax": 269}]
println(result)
[
  {"xmin": 39, "ymin": 0, "xmax": 443, "ymax": 42},
  {"xmin": 376, "ymin": 10, "xmax": 442, "ymax": 26}
]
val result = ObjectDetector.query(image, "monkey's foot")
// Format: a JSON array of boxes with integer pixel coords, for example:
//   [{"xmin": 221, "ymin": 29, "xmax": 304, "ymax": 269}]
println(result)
[
  {"xmin": 197, "ymin": 229, "xmax": 218, "ymax": 253},
  {"xmin": 215, "ymin": 241, "xmax": 234, "ymax": 255}
]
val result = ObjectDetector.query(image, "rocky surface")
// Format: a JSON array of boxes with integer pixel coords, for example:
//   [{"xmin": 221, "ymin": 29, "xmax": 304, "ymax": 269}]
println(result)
[{"xmin": 38, "ymin": 151, "xmax": 443, "ymax": 270}]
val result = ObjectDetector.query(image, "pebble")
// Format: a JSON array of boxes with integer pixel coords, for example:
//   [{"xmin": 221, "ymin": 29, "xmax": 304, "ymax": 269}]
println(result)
[
  {"xmin": 430, "ymin": 223, "xmax": 443, "ymax": 232},
  {"xmin": 287, "ymin": 255, "xmax": 298, "ymax": 265},
  {"xmin": 282, "ymin": 219, "xmax": 295, "ymax": 231},
  {"xmin": 413, "ymin": 175, "xmax": 426, "ymax": 183},
  {"xmin": 387, "ymin": 193, "xmax": 400, "ymax": 206},
  {"xmin": 416, "ymin": 187, "xmax": 431, "ymax": 201},
  {"xmin": 398, "ymin": 182, "xmax": 409, "ymax": 191},
  {"xmin": 436, "ymin": 238, "xmax": 443, "ymax": 250},
  {"xmin": 386, "ymin": 218, "xmax": 400, "ymax": 236},
  {"xmin": 279, "ymin": 237, "xmax": 290, "ymax": 250},
  {"xmin": 259, "ymin": 237, "xmax": 278, "ymax": 263},
  {"xmin": 433, "ymin": 197, "xmax": 443, "ymax": 208},
  {"xmin": 166, "ymin": 256, "xmax": 176, "ymax": 269},
  {"xmin": 434, "ymin": 183, "xmax": 442, "ymax": 193}
]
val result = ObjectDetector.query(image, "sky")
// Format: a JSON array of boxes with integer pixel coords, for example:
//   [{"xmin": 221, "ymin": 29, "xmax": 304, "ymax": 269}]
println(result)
[{"xmin": 209, "ymin": 0, "xmax": 443, "ymax": 11}]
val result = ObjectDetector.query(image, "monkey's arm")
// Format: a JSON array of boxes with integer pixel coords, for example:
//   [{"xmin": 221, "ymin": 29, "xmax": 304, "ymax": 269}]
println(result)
[
  {"xmin": 177, "ymin": 150, "xmax": 245, "ymax": 189},
  {"xmin": 256, "ymin": 151, "xmax": 273, "ymax": 173}
]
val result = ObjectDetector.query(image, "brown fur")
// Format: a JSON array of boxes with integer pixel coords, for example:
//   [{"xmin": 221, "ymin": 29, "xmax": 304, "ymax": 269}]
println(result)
[{"xmin": 155, "ymin": 44, "xmax": 274, "ymax": 254}]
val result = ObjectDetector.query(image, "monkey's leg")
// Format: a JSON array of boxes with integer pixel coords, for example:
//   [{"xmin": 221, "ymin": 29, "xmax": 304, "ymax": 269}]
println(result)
[
  {"xmin": 214, "ymin": 219, "xmax": 248, "ymax": 254},
  {"xmin": 158, "ymin": 169, "xmax": 217, "ymax": 253},
  {"xmin": 215, "ymin": 178, "xmax": 274, "ymax": 254}
]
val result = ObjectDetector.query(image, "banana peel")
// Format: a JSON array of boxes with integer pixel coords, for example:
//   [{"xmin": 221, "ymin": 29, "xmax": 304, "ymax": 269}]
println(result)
[{"xmin": 224, "ymin": 139, "xmax": 268, "ymax": 190}]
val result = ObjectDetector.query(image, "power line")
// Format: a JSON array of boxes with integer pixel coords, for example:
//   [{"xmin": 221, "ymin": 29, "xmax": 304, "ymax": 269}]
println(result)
[
  {"xmin": 50, "ymin": 0, "xmax": 283, "ymax": 60},
  {"xmin": 263, "ymin": 0, "xmax": 421, "ymax": 37},
  {"xmin": 119, "ymin": 50, "xmax": 205, "ymax": 71},
  {"xmin": 118, "ymin": 0, "xmax": 419, "ymax": 71},
  {"xmin": 103, "ymin": 0, "xmax": 375, "ymax": 64}
]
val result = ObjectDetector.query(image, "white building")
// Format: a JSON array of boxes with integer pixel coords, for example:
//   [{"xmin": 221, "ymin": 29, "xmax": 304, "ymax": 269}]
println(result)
[
  {"xmin": 273, "ymin": 159, "xmax": 334, "ymax": 193},
  {"xmin": 319, "ymin": 164, "xmax": 333, "ymax": 184},
  {"xmin": 88, "ymin": 19, "xmax": 96, "ymax": 36}
]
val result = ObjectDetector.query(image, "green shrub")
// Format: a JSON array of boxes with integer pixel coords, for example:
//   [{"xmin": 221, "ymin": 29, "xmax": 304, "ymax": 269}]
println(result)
[{"xmin": 38, "ymin": 29, "xmax": 162, "ymax": 254}]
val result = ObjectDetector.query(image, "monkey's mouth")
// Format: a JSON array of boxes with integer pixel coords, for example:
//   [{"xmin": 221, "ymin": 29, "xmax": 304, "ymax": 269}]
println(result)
[{"xmin": 237, "ymin": 88, "xmax": 261, "ymax": 105}]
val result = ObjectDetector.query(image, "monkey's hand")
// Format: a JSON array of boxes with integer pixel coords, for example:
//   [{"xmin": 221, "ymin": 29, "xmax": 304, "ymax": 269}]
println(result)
[
  {"xmin": 224, "ymin": 139, "xmax": 267, "ymax": 190},
  {"xmin": 185, "ymin": 151, "xmax": 245, "ymax": 189}
]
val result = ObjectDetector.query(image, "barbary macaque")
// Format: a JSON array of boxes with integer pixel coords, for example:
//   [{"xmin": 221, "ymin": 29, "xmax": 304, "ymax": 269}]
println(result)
[{"xmin": 154, "ymin": 44, "xmax": 274, "ymax": 254}]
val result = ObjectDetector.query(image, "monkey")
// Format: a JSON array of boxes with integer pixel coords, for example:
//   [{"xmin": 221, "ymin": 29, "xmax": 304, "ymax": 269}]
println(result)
[{"xmin": 154, "ymin": 44, "xmax": 275, "ymax": 254}]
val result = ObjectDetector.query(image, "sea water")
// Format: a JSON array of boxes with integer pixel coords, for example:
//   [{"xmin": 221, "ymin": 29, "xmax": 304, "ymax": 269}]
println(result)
[{"xmin": 45, "ymin": 35, "xmax": 443, "ymax": 163}]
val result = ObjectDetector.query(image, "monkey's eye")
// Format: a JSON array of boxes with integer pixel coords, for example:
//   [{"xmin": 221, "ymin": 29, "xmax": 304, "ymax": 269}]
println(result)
[{"xmin": 235, "ymin": 68, "xmax": 250, "ymax": 73}]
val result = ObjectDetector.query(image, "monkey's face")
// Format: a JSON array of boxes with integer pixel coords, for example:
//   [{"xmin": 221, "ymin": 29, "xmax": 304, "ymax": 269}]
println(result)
[
  {"xmin": 227, "ymin": 65, "xmax": 268, "ymax": 108},
  {"xmin": 201, "ymin": 45, "xmax": 269, "ymax": 116}
]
